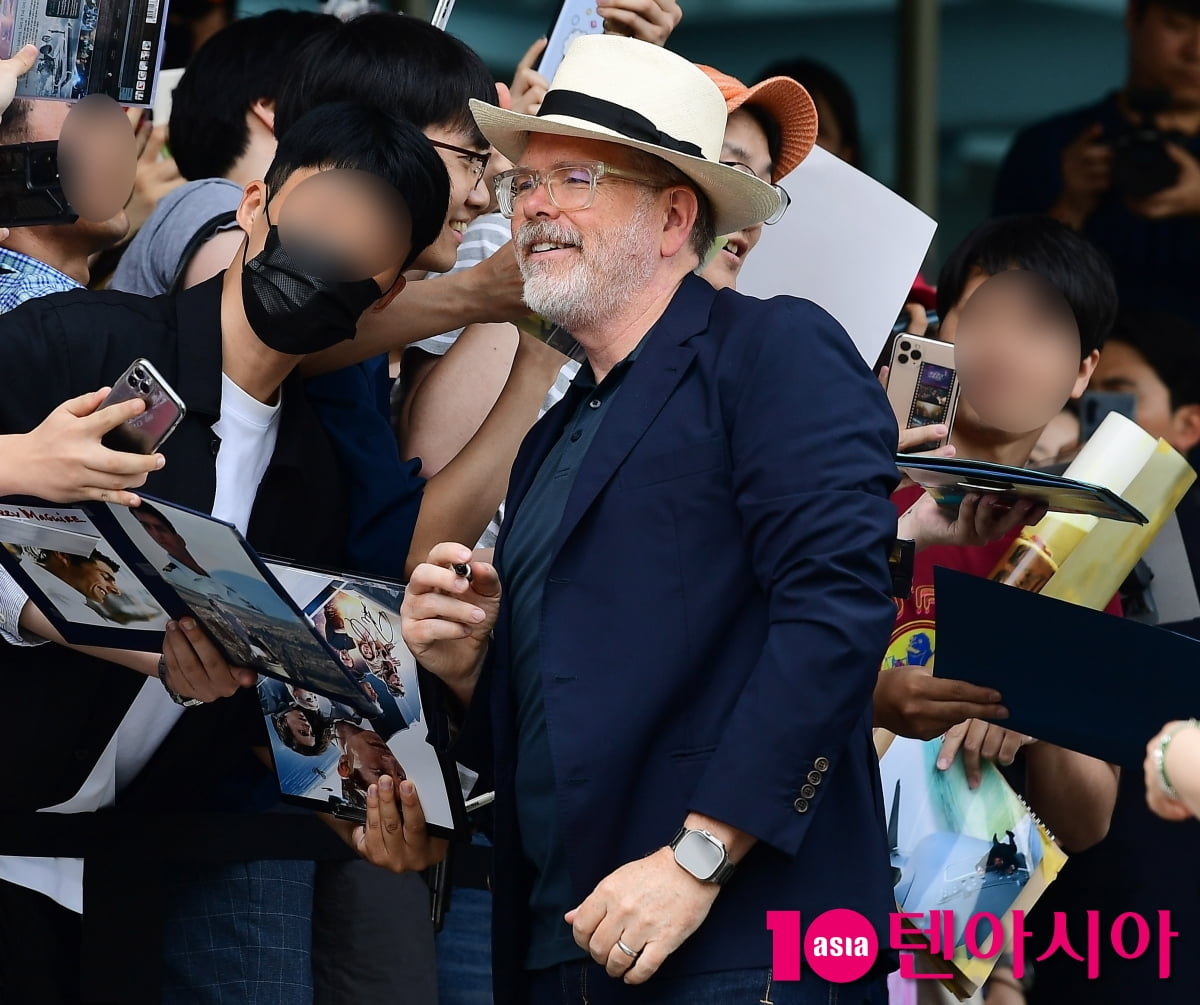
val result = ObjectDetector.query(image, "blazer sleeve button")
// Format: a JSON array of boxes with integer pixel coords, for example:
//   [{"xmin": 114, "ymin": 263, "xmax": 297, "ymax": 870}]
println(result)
[
  {"xmin": 807, "ymin": 770, "xmax": 822, "ymax": 785},
  {"xmin": 800, "ymin": 784, "xmax": 816, "ymax": 799},
  {"xmin": 793, "ymin": 797, "xmax": 810, "ymax": 813},
  {"xmin": 814, "ymin": 756, "xmax": 830, "ymax": 773}
]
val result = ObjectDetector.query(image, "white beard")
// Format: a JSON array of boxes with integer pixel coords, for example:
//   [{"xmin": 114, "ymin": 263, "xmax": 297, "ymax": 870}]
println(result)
[{"xmin": 517, "ymin": 198, "xmax": 660, "ymax": 334}]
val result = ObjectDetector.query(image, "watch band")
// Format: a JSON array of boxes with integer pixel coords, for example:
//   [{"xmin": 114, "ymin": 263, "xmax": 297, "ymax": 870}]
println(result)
[
  {"xmin": 158, "ymin": 654, "xmax": 204, "ymax": 708},
  {"xmin": 670, "ymin": 826, "xmax": 736, "ymax": 885}
]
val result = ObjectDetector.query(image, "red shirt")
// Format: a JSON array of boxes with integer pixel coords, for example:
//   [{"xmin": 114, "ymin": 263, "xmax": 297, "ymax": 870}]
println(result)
[{"xmin": 885, "ymin": 484, "xmax": 1121, "ymax": 670}]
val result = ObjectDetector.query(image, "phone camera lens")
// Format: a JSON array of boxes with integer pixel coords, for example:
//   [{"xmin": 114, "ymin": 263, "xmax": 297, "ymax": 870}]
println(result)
[
  {"xmin": 139, "ymin": 381, "xmax": 152, "ymax": 394},
  {"xmin": 911, "ymin": 350, "xmax": 922, "ymax": 360},
  {"xmin": 897, "ymin": 354, "xmax": 909, "ymax": 365},
  {"xmin": 900, "ymin": 341, "xmax": 911, "ymax": 352},
  {"xmin": 133, "ymin": 368, "xmax": 145, "ymax": 380},
  {"xmin": 127, "ymin": 375, "xmax": 139, "ymax": 387}
]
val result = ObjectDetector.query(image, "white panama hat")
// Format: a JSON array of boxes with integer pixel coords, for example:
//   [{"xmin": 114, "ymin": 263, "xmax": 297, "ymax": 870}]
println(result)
[{"xmin": 469, "ymin": 34, "xmax": 783, "ymax": 236}]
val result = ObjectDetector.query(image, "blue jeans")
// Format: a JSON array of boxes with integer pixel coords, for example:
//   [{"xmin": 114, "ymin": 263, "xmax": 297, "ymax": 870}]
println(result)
[
  {"xmin": 437, "ymin": 886, "xmax": 495, "ymax": 1004},
  {"xmin": 526, "ymin": 961, "xmax": 889, "ymax": 1005},
  {"xmin": 161, "ymin": 859, "xmax": 316, "ymax": 1005}
]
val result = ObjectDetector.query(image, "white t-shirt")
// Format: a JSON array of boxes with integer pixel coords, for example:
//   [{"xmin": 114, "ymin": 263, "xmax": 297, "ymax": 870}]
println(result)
[{"xmin": 0, "ymin": 372, "xmax": 281, "ymax": 911}]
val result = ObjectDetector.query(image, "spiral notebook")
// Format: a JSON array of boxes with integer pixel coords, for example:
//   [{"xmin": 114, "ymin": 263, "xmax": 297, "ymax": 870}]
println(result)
[{"xmin": 877, "ymin": 733, "xmax": 1068, "ymax": 999}]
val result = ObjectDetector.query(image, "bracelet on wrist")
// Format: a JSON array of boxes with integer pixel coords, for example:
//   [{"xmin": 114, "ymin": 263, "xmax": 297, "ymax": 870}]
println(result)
[
  {"xmin": 1154, "ymin": 719, "xmax": 1198, "ymax": 799},
  {"xmin": 158, "ymin": 654, "xmax": 204, "ymax": 708}
]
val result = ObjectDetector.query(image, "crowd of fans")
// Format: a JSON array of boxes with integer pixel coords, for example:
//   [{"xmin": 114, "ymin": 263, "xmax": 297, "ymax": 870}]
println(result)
[{"xmin": 1, "ymin": 2, "xmax": 1199, "ymax": 1004}]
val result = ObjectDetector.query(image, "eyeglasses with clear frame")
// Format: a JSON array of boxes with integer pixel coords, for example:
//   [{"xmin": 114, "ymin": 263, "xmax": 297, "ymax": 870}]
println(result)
[
  {"xmin": 720, "ymin": 160, "xmax": 791, "ymax": 225},
  {"xmin": 429, "ymin": 139, "xmax": 491, "ymax": 191},
  {"xmin": 493, "ymin": 161, "xmax": 665, "ymax": 218}
]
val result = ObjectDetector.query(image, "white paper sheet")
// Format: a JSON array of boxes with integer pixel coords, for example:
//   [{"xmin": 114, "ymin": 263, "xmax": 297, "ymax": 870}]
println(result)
[{"xmin": 735, "ymin": 145, "xmax": 937, "ymax": 367}]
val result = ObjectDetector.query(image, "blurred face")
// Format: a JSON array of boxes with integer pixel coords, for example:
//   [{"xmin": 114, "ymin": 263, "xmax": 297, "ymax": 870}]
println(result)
[
  {"xmin": 237, "ymin": 167, "xmax": 408, "ymax": 320},
  {"xmin": 512, "ymin": 134, "xmax": 665, "ymax": 333},
  {"xmin": 701, "ymin": 108, "xmax": 771, "ymax": 292},
  {"xmin": 1127, "ymin": 3, "xmax": 1200, "ymax": 108},
  {"xmin": 417, "ymin": 124, "xmax": 492, "ymax": 273},
  {"xmin": 339, "ymin": 727, "xmax": 406, "ymax": 788},
  {"xmin": 284, "ymin": 708, "xmax": 316, "ymax": 748},
  {"xmin": 1091, "ymin": 338, "xmax": 1200, "ymax": 451},
  {"xmin": 21, "ymin": 99, "xmax": 129, "ymax": 245},
  {"xmin": 942, "ymin": 269, "xmax": 1093, "ymax": 439}
]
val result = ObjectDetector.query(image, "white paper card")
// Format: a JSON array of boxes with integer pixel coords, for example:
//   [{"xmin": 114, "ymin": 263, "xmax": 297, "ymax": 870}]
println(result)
[{"xmin": 736, "ymin": 145, "xmax": 937, "ymax": 367}]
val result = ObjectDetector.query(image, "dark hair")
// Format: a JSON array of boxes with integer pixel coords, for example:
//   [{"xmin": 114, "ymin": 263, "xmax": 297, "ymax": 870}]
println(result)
[
  {"xmin": 168, "ymin": 10, "xmax": 340, "ymax": 181},
  {"xmin": 757, "ymin": 58, "xmax": 861, "ymax": 169},
  {"xmin": 38, "ymin": 548, "xmax": 120, "ymax": 574},
  {"xmin": 270, "ymin": 705, "xmax": 329, "ymax": 756},
  {"xmin": 1109, "ymin": 311, "xmax": 1200, "ymax": 409},
  {"xmin": 132, "ymin": 500, "xmax": 177, "ymax": 535},
  {"xmin": 273, "ymin": 13, "xmax": 496, "ymax": 146},
  {"xmin": 0, "ymin": 99, "xmax": 31, "ymax": 145},
  {"xmin": 739, "ymin": 103, "xmax": 783, "ymax": 176},
  {"xmin": 263, "ymin": 102, "xmax": 450, "ymax": 271},
  {"xmin": 936, "ymin": 215, "xmax": 1118, "ymax": 358},
  {"xmin": 1130, "ymin": 1, "xmax": 1200, "ymax": 20}
]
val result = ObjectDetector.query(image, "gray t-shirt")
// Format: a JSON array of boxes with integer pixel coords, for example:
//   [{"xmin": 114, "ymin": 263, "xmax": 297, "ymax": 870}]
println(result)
[{"xmin": 109, "ymin": 178, "xmax": 243, "ymax": 297}]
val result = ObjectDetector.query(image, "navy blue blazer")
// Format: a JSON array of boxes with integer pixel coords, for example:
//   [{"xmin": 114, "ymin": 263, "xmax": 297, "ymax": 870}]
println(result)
[{"xmin": 463, "ymin": 274, "xmax": 900, "ymax": 999}]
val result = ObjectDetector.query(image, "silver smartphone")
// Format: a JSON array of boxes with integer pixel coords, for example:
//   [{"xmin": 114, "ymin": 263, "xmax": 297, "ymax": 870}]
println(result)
[
  {"xmin": 886, "ymin": 334, "xmax": 960, "ymax": 451},
  {"xmin": 100, "ymin": 358, "xmax": 186, "ymax": 454}
]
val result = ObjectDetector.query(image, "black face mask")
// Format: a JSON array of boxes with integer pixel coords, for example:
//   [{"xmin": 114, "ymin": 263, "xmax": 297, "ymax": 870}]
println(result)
[{"xmin": 241, "ymin": 199, "xmax": 383, "ymax": 355}]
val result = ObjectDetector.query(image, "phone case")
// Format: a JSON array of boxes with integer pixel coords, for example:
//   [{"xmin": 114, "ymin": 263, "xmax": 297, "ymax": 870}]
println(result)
[
  {"xmin": 537, "ymin": 0, "xmax": 606, "ymax": 81},
  {"xmin": 886, "ymin": 335, "xmax": 960, "ymax": 449},
  {"xmin": 100, "ymin": 358, "xmax": 186, "ymax": 454}
]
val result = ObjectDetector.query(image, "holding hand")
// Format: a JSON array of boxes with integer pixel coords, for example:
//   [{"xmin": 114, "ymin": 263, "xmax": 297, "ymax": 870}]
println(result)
[
  {"xmin": 938, "ymin": 719, "xmax": 1036, "ymax": 789},
  {"xmin": 0, "ymin": 44, "xmax": 36, "ymax": 122},
  {"xmin": 352, "ymin": 773, "xmax": 448, "ymax": 873},
  {"xmin": 1052, "ymin": 123, "xmax": 1111, "ymax": 228},
  {"xmin": 160, "ymin": 617, "xmax": 256, "ymax": 703},
  {"xmin": 874, "ymin": 664, "xmax": 1008, "ymax": 741},
  {"xmin": 1128, "ymin": 143, "xmax": 1200, "ymax": 220},
  {"xmin": 401, "ymin": 542, "xmax": 501, "ymax": 705},
  {"xmin": 599, "ymin": 0, "xmax": 683, "ymax": 45},
  {"xmin": 899, "ymin": 492, "xmax": 1045, "ymax": 553},
  {"xmin": 0, "ymin": 388, "xmax": 165, "ymax": 505},
  {"xmin": 123, "ymin": 120, "xmax": 184, "ymax": 238},
  {"xmin": 510, "ymin": 38, "xmax": 550, "ymax": 116}
]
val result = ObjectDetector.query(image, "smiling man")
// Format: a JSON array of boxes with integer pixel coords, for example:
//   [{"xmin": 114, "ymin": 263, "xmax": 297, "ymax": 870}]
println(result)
[{"xmin": 395, "ymin": 35, "xmax": 902, "ymax": 1005}]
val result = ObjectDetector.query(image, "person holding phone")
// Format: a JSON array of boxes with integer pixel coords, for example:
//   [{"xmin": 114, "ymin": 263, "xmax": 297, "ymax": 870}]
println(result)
[
  {"xmin": 875, "ymin": 215, "xmax": 1121, "ymax": 838},
  {"xmin": 0, "ymin": 387, "xmax": 165, "ymax": 506},
  {"xmin": 0, "ymin": 102, "xmax": 448, "ymax": 1004}
]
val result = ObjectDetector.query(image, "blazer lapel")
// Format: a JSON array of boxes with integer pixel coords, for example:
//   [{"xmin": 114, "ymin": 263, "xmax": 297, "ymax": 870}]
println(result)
[{"xmin": 550, "ymin": 275, "xmax": 715, "ymax": 557}]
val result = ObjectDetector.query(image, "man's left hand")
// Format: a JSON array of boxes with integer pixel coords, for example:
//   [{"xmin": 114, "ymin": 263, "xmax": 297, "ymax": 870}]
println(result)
[
  {"xmin": 1128, "ymin": 143, "xmax": 1200, "ymax": 219},
  {"xmin": 565, "ymin": 846, "xmax": 719, "ymax": 984}
]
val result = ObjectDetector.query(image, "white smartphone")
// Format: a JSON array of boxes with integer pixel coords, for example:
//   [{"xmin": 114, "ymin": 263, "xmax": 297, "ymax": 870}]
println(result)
[
  {"xmin": 537, "ymin": 0, "xmax": 606, "ymax": 82},
  {"xmin": 886, "ymin": 334, "xmax": 960, "ymax": 451}
]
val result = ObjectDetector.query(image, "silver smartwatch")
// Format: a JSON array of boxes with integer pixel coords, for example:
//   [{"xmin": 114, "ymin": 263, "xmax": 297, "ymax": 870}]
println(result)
[{"xmin": 670, "ymin": 826, "xmax": 736, "ymax": 885}]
